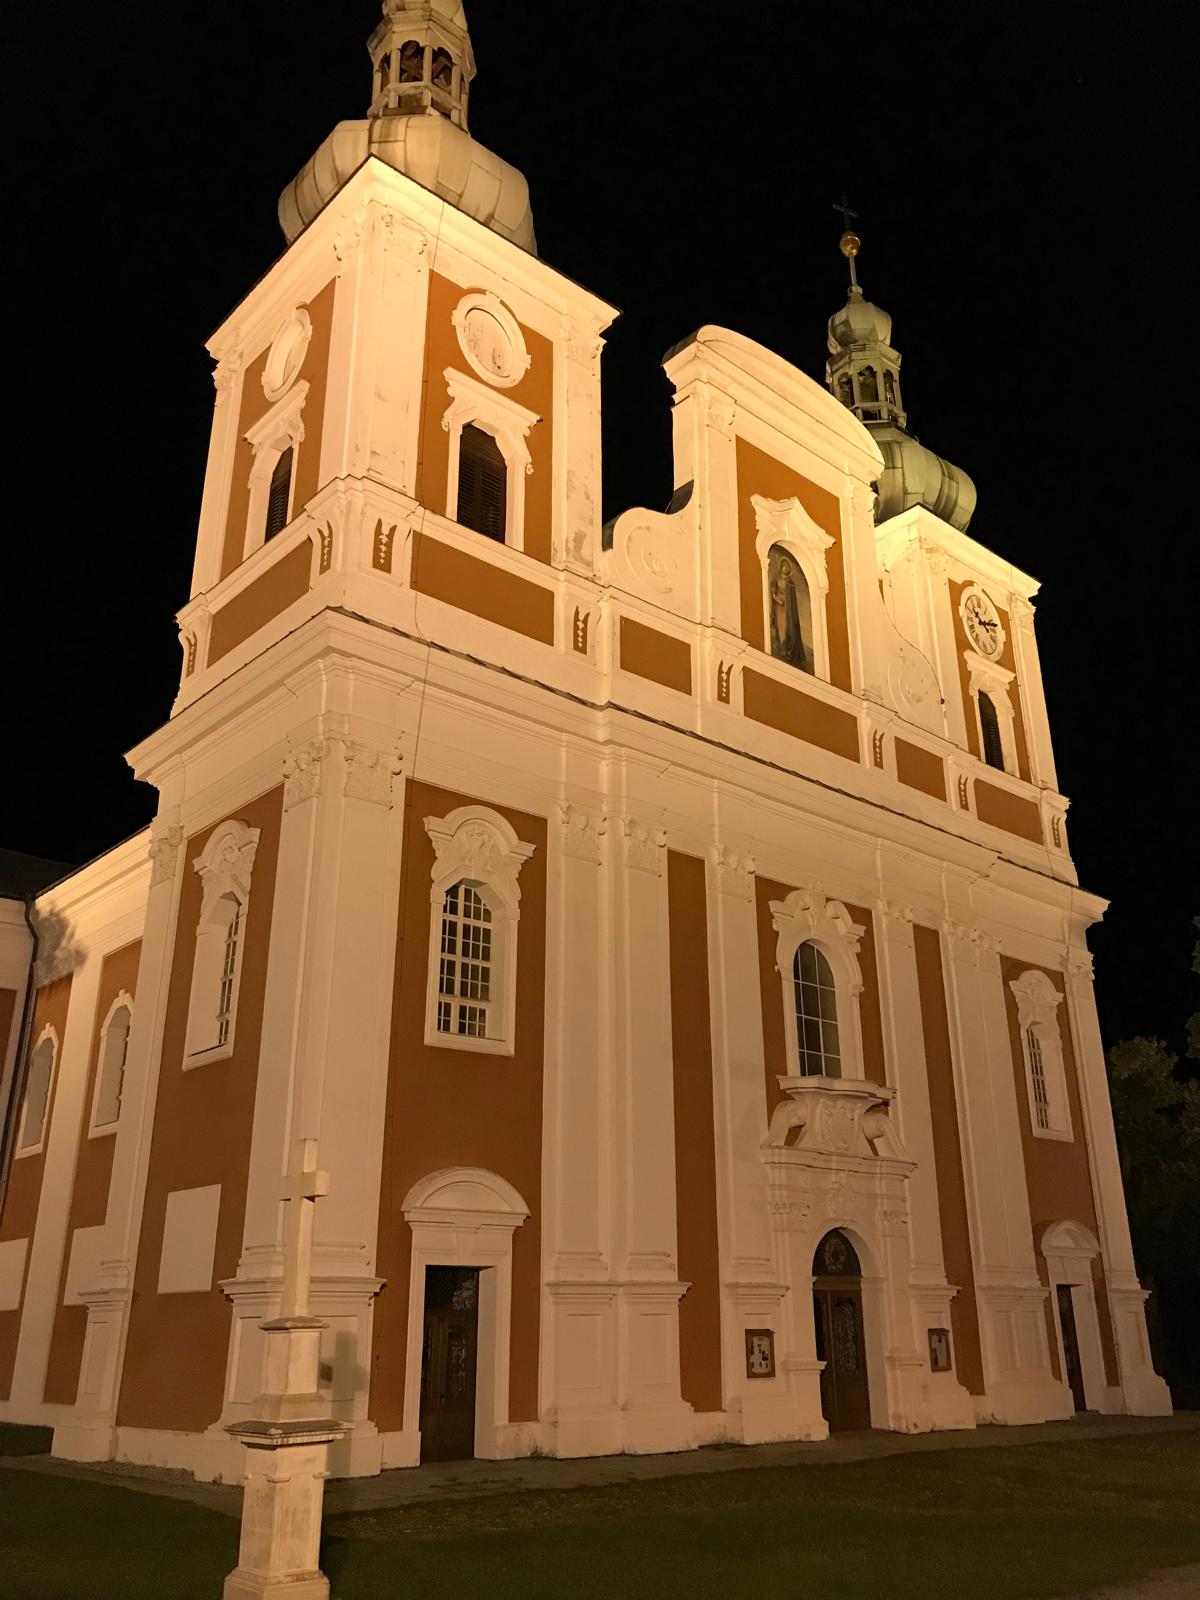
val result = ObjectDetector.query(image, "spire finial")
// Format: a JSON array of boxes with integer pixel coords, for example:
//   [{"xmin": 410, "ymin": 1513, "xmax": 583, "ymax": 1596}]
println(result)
[{"xmin": 834, "ymin": 195, "xmax": 861, "ymax": 291}]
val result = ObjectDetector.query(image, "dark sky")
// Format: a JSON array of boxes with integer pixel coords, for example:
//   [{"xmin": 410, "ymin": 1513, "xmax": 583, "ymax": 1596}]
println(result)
[{"xmin": 5, "ymin": 3, "xmax": 1195, "ymax": 1051}]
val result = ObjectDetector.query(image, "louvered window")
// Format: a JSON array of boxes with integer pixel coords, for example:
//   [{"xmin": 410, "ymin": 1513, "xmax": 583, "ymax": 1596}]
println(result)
[
  {"xmin": 264, "ymin": 446, "xmax": 294, "ymax": 541},
  {"xmin": 979, "ymin": 691, "xmax": 1005, "ymax": 770},
  {"xmin": 456, "ymin": 424, "xmax": 507, "ymax": 542}
]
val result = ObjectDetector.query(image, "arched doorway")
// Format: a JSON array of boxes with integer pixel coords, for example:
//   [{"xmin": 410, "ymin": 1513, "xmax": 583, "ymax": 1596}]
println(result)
[{"xmin": 813, "ymin": 1229, "xmax": 872, "ymax": 1432}]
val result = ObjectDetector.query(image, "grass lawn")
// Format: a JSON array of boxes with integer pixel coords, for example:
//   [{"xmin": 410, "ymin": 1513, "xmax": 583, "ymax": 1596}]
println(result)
[{"xmin": 2, "ymin": 1432, "xmax": 1198, "ymax": 1600}]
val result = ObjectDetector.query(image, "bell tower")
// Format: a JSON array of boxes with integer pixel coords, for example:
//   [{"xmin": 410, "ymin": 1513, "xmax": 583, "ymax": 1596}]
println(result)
[{"xmin": 368, "ymin": 0, "xmax": 475, "ymax": 127}]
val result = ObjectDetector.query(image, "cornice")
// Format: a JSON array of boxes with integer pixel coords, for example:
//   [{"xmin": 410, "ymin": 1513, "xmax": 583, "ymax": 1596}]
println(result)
[{"xmin": 876, "ymin": 506, "xmax": 1040, "ymax": 600}]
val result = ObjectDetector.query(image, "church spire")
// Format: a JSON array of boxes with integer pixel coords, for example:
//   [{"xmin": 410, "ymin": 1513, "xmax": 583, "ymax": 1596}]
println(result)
[
  {"xmin": 825, "ymin": 215, "xmax": 907, "ymax": 431},
  {"xmin": 368, "ymin": 1, "xmax": 476, "ymax": 130},
  {"xmin": 824, "ymin": 213, "xmax": 977, "ymax": 531}
]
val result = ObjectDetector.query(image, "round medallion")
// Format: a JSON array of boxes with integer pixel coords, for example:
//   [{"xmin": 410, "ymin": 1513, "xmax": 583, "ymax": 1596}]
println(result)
[
  {"xmin": 452, "ymin": 292, "xmax": 530, "ymax": 388},
  {"xmin": 262, "ymin": 308, "xmax": 312, "ymax": 401},
  {"xmin": 960, "ymin": 585, "xmax": 1004, "ymax": 659}
]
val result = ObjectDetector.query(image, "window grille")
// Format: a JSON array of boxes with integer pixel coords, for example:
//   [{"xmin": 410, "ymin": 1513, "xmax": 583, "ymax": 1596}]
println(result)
[
  {"xmin": 1027, "ymin": 1025, "xmax": 1050, "ymax": 1130},
  {"xmin": 979, "ymin": 691, "xmax": 1005, "ymax": 770},
  {"xmin": 217, "ymin": 904, "xmax": 242, "ymax": 1048},
  {"xmin": 457, "ymin": 424, "xmax": 507, "ymax": 542},
  {"xmin": 264, "ymin": 446, "xmax": 294, "ymax": 541},
  {"xmin": 437, "ymin": 881, "xmax": 493, "ymax": 1038},
  {"xmin": 791, "ymin": 941, "xmax": 841, "ymax": 1077}
]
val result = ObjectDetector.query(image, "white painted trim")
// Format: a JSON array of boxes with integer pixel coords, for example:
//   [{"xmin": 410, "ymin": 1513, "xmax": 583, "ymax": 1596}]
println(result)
[
  {"xmin": 752, "ymin": 493, "xmax": 834, "ymax": 682},
  {"xmin": 770, "ymin": 889, "xmax": 867, "ymax": 1083},
  {"xmin": 1009, "ymin": 969, "xmax": 1073, "ymax": 1141},
  {"xmin": 441, "ymin": 367, "xmax": 539, "ymax": 552},
  {"xmin": 14, "ymin": 1025, "xmax": 59, "ymax": 1159},
  {"xmin": 87, "ymin": 992, "xmax": 135, "ymax": 1137},
  {"xmin": 242, "ymin": 380, "xmax": 310, "ymax": 561}
]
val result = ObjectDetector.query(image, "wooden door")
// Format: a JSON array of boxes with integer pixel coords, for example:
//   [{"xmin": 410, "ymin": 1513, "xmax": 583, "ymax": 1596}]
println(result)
[
  {"xmin": 813, "ymin": 1230, "xmax": 872, "ymax": 1432},
  {"xmin": 1056, "ymin": 1283, "xmax": 1087, "ymax": 1412},
  {"xmin": 419, "ymin": 1266, "xmax": 480, "ymax": 1462}
]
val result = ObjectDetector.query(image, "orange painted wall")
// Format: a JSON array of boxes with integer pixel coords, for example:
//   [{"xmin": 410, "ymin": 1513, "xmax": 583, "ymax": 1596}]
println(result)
[
  {"xmin": 742, "ymin": 670, "xmax": 860, "ymax": 764},
  {"xmin": 207, "ymin": 540, "xmax": 312, "ymax": 667},
  {"xmin": 43, "ymin": 941, "xmax": 142, "ymax": 1405},
  {"xmin": 1000, "ymin": 958, "xmax": 1118, "ymax": 1386},
  {"xmin": 755, "ymin": 880, "xmax": 886, "ymax": 1123},
  {"xmin": 947, "ymin": 578, "xmax": 1031, "ymax": 781},
  {"xmin": 734, "ymin": 437, "xmax": 852, "ymax": 691},
  {"xmin": 913, "ymin": 925, "xmax": 984, "ymax": 1393},
  {"xmin": 620, "ymin": 618, "xmax": 693, "ymax": 695},
  {"xmin": 410, "ymin": 533, "xmax": 555, "ymax": 644},
  {"xmin": 895, "ymin": 738, "xmax": 947, "ymax": 802},
  {"xmin": 371, "ymin": 782, "xmax": 547, "ymax": 1430},
  {"xmin": 975, "ymin": 781, "xmax": 1042, "ymax": 844},
  {"xmin": 666, "ymin": 852, "xmax": 723, "ymax": 1413},
  {"xmin": 220, "ymin": 278, "xmax": 337, "ymax": 581},
  {"xmin": 117, "ymin": 790, "xmax": 284, "ymax": 1432},
  {"xmin": 417, "ymin": 272, "xmax": 555, "ymax": 564},
  {"xmin": 0, "ymin": 975, "xmax": 73, "ymax": 1399}
]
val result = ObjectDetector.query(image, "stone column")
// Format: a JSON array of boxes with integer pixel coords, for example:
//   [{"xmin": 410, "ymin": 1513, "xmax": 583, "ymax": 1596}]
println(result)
[
  {"xmin": 53, "ymin": 808, "xmax": 187, "ymax": 1463},
  {"xmin": 200, "ymin": 673, "xmax": 405, "ymax": 1483},
  {"xmin": 542, "ymin": 796, "xmax": 618, "ymax": 1457},
  {"xmin": 607, "ymin": 797, "xmax": 691, "ymax": 1453},
  {"xmin": 1062, "ymin": 952, "xmax": 1172, "ymax": 1415}
]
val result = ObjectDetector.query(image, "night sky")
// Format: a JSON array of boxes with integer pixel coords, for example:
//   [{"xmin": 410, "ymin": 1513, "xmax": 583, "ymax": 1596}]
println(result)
[{"xmin": 5, "ymin": 3, "xmax": 1195, "ymax": 1052}]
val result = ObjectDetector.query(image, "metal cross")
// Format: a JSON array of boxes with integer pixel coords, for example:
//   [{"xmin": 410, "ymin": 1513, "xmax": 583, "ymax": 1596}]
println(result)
[
  {"xmin": 278, "ymin": 1138, "xmax": 329, "ymax": 1320},
  {"xmin": 833, "ymin": 194, "xmax": 858, "ymax": 231}
]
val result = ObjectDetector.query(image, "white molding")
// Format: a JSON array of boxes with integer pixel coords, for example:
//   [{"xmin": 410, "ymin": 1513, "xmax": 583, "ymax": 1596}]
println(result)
[
  {"xmin": 769, "ymin": 888, "xmax": 866, "ymax": 1082},
  {"xmin": 242, "ymin": 380, "xmax": 310, "ymax": 561},
  {"xmin": 87, "ymin": 992, "xmax": 135, "ymax": 1137},
  {"xmin": 262, "ymin": 308, "xmax": 313, "ymax": 403},
  {"xmin": 422, "ymin": 805, "xmax": 536, "ymax": 1056},
  {"xmin": 14, "ymin": 1025, "xmax": 59, "ymax": 1159},
  {"xmin": 184, "ymin": 820, "xmax": 261, "ymax": 1066},
  {"xmin": 451, "ymin": 291, "xmax": 531, "ymax": 389},
  {"xmin": 964, "ymin": 647, "xmax": 1018, "ymax": 776},
  {"xmin": 1009, "ymin": 969, "xmax": 1073, "ymax": 1141}
]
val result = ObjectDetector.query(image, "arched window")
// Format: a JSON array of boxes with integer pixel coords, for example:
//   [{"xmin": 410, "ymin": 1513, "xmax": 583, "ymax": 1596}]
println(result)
[
  {"xmin": 398, "ymin": 39, "xmax": 425, "ymax": 82},
  {"xmin": 979, "ymin": 690, "xmax": 1005, "ymax": 770},
  {"xmin": 837, "ymin": 375, "xmax": 853, "ymax": 408},
  {"xmin": 792, "ymin": 941, "xmax": 841, "ymax": 1078},
  {"xmin": 92, "ymin": 1000, "xmax": 132, "ymax": 1131},
  {"xmin": 436, "ymin": 880, "xmax": 493, "ymax": 1038},
  {"xmin": 768, "ymin": 543, "xmax": 814, "ymax": 674},
  {"xmin": 457, "ymin": 423, "xmax": 507, "ymax": 542},
  {"xmin": 859, "ymin": 366, "xmax": 878, "ymax": 404},
  {"xmin": 432, "ymin": 46, "xmax": 454, "ymax": 91},
  {"xmin": 1010, "ymin": 970, "xmax": 1073, "ymax": 1141},
  {"xmin": 18, "ymin": 1034, "xmax": 57, "ymax": 1153},
  {"xmin": 264, "ymin": 446, "xmax": 293, "ymax": 542},
  {"xmin": 883, "ymin": 370, "xmax": 897, "ymax": 407},
  {"xmin": 1026, "ymin": 1025, "xmax": 1050, "ymax": 1130},
  {"xmin": 185, "ymin": 819, "xmax": 259, "ymax": 1065}
]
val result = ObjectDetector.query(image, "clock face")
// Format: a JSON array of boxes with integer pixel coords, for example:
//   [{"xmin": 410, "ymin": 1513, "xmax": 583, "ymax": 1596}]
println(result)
[{"xmin": 962, "ymin": 588, "xmax": 1003, "ymax": 658}]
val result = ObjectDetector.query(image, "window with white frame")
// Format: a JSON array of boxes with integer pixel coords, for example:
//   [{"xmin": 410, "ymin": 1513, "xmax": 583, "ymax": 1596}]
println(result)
[
  {"xmin": 442, "ymin": 368, "xmax": 538, "ymax": 553},
  {"xmin": 242, "ymin": 381, "xmax": 308, "ymax": 560},
  {"xmin": 965, "ymin": 652, "xmax": 1018, "ymax": 776},
  {"xmin": 771, "ymin": 889, "xmax": 868, "ymax": 1083},
  {"xmin": 424, "ymin": 805, "xmax": 536, "ymax": 1056},
  {"xmin": 752, "ymin": 494, "xmax": 835, "ymax": 681},
  {"xmin": 1009, "ymin": 969, "xmax": 1073, "ymax": 1139},
  {"xmin": 185, "ymin": 819, "xmax": 260, "ymax": 1065},
  {"xmin": 17, "ymin": 1029, "xmax": 58, "ymax": 1155},
  {"xmin": 792, "ymin": 941, "xmax": 841, "ymax": 1076},
  {"xmin": 91, "ymin": 996, "xmax": 133, "ymax": 1132}
]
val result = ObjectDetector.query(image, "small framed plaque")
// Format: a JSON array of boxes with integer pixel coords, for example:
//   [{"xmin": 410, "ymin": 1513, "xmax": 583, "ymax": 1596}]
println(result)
[
  {"xmin": 928, "ymin": 1327, "xmax": 953, "ymax": 1373},
  {"xmin": 745, "ymin": 1328, "xmax": 776, "ymax": 1379}
]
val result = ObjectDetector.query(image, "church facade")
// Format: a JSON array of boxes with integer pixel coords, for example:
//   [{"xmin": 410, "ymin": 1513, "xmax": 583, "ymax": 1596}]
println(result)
[{"xmin": 0, "ymin": 1, "xmax": 1171, "ymax": 1482}]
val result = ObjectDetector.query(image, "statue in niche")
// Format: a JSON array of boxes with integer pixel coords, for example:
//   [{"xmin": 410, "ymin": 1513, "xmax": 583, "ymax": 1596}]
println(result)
[{"xmin": 768, "ymin": 545, "xmax": 814, "ymax": 674}]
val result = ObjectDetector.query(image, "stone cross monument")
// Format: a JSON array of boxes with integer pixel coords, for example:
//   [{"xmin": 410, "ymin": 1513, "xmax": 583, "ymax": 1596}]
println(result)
[{"xmin": 223, "ymin": 1140, "xmax": 346, "ymax": 1600}]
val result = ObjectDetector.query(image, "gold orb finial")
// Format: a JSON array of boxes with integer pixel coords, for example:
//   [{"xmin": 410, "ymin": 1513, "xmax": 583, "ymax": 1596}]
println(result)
[{"xmin": 839, "ymin": 230, "xmax": 861, "ymax": 258}]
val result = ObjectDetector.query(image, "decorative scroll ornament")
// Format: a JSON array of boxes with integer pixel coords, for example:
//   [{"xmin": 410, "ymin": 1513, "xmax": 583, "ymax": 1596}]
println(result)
[
  {"xmin": 770, "ymin": 887, "xmax": 864, "ymax": 992},
  {"xmin": 559, "ymin": 803, "xmax": 605, "ymax": 865},
  {"xmin": 344, "ymin": 743, "xmax": 403, "ymax": 807},
  {"xmin": 424, "ymin": 806, "xmax": 535, "ymax": 909},
  {"xmin": 622, "ymin": 817, "xmax": 667, "ymax": 875},
  {"xmin": 877, "ymin": 898, "xmax": 915, "ymax": 945},
  {"xmin": 149, "ymin": 825, "xmax": 185, "ymax": 888},
  {"xmin": 1009, "ymin": 967, "xmax": 1064, "ymax": 1029},
  {"xmin": 193, "ymin": 820, "xmax": 260, "ymax": 921},
  {"xmin": 1065, "ymin": 949, "xmax": 1094, "ymax": 987},
  {"xmin": 751, "ymin": 494, "xmax": 835, "ymax": 595},
  {"xmin": 283, "ymin": 738, "xmax": 332, "ymax": 810},
  {"xmin": 212, "ymin": 344, "xmax": 243, "ymax": 394},
  {"xmin": 713, "ymin": 845, "xmax": 756, "ymax": 902}
]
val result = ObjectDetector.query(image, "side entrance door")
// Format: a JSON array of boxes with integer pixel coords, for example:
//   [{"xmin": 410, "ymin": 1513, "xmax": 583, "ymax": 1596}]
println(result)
[
  {"xmin": 1056, "ymin": 1283, "xmax": 1088, "ymax": 1412},
  {"xmin": 419, "ymin": 1266, "xmax": 480, "ymax": 1462},
  {"xmin": 812, "ymin": 1229, "xmax": 872, "ymax": 1432}
]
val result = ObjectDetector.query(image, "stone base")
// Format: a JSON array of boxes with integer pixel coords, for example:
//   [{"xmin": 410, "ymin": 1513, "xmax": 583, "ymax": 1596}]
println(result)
[
  {"xmin": 1121, "ymin": 1369, "xmax": 1174, "ymax": 1417},
  {"xmin": 51, "ymin": 1417, "xmax": 117, "ymax": 1464},
  {"xmin": 223, "ymin": 1572, "xmax": 328, "ymax": 1600},
  {"xmin": 974, "ymin": 1371, "xmax": 1073, "ymax": 1426}
]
